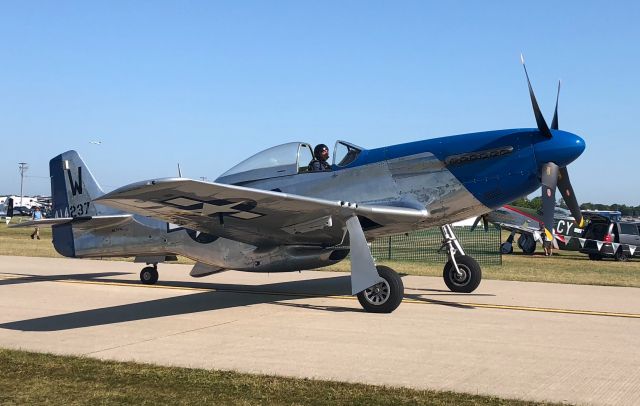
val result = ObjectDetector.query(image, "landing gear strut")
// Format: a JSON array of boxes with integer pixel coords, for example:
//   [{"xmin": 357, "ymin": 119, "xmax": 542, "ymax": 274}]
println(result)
[
  {"xmin": 140, "ymin": 263, "xmax": 159, "ymax": 285},
  {"xmin": 440, "ymin": 224, "xmax": 482, "ymax": 293}
]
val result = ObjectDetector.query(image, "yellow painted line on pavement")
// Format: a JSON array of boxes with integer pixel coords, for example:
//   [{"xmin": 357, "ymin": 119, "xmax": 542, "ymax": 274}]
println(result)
[
  {"xmin": 401, "ymin": 298, "xmax": 640, "ymax": 319},
  {"xmin": 2, "ymin": 272, "xmax": 640, "ymax": 319}
]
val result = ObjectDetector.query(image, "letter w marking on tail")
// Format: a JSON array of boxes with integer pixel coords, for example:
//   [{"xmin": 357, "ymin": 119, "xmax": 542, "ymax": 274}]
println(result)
[{"xmin": 67, "ymin": 167, "xmax": 83, "ymax": 196}]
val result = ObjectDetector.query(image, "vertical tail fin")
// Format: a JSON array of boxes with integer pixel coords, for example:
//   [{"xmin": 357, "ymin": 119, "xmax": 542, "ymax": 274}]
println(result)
[
  {"xmin": 49, "ymin": 150, "xmax": 115, "ymax": 257},
  {"xmin": 49, "ymin": 150, "xmax": 109, "ymax": 218}
]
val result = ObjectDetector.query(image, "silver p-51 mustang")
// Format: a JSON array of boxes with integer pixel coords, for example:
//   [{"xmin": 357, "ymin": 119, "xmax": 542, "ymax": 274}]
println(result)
[{"xmin": 13, "ymin": 61, "xmax": 586, "ymax": 313}]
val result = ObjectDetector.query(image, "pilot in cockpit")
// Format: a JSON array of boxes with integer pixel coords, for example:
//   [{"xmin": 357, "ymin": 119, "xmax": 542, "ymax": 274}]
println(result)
[{"xmin": 308, "ymin": 144, "xmax": 332, "ymax": 172}]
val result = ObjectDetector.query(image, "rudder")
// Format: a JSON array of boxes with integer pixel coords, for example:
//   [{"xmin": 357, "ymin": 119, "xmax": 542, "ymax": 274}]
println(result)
[{"xmin": 49, "ymin": 150, "xmax": 114, "ymax": 257}]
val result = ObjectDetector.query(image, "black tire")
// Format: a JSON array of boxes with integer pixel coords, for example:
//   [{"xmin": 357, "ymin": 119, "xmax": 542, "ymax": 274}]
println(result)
[
  {"xmin": 517, "ymin": 234, "xmax": 536, "ymax": 255},
  {"xmin": 140, "ymin": 266, "xmax": 159, "ymax": 285},
  {"xmin": 357, "ymin": 265, "xmax": 404, "ymax": 313},
  {"xmin": 588, "ymin": 253, "xmax": 603, "ymax": 261},
  {"xmin": 443, "ymin": 255, "xmax": 482, "ymax": 293},
  {"xmin": 522, "ymin": 241, "xmax": 536, "ymax": 255},
  {"xmin": 500, "ymin": 242, "xmax": 513, "ymax": 255},
  {"xmin": 615, "ymin": 249, "xmax": 629, "ymax": 262}
]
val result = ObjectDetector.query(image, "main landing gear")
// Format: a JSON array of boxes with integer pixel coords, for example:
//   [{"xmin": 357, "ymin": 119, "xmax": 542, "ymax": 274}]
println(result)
[
  {"xmin": 356, "ymin": 265, "xmax": 404, "ymax": 313},
  {"xmin": 140, "ymin": 263, "xmax": 159, "ymax": 285},
  {"xmin": 500, "ymin": 231, "xmax": 536, "ymax": 255},
  {"xmin": 501, "ymin": 231, "xmax": 515, "ymax": 254},
  {"xmin": 440, "ymin": 224, "xmax": 482, "ymax": 293}
]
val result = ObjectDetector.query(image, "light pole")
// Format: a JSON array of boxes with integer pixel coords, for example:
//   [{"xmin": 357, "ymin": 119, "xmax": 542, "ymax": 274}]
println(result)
[{"xmin": 18, "ymin": 162, "xmax": 28, "ymax": 207}]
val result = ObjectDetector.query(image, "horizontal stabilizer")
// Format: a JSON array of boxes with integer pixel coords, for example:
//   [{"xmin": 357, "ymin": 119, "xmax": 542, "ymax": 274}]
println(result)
[{"xmin": 9, "ymin": 214, "xmax": 133, "ymax": 230}]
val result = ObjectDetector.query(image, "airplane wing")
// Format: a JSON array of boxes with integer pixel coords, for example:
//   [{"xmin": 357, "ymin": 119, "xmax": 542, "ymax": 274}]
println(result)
[{"xmin": 95, "ymin": 178, "xmax": 429, "ymax": 247}]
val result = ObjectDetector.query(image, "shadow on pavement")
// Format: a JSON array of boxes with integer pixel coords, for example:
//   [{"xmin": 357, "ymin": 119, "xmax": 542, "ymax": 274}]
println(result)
[
  {"xmin": 0, "ymin": 271, "xmax": 488, "ymax": 331},
  {"xmin": 0, "ymin": 272, "xmax": 130, "ymax": 286},
  {"xmin": 0, "ymin": 275, "xmax": 351, "ymax": 332},
  {"xmin": 270, "ymin": 301, "xmax": 361, "ymax": 313},
  {"xmin": 402, "ymin": 293, "xmax": 476, "ymax": 309}
]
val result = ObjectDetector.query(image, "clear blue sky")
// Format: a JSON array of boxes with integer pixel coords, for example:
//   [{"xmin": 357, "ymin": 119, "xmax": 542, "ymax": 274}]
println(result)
[{"xmin": 1, "ymin": 1, "xmax": 638, "ymax": 205}]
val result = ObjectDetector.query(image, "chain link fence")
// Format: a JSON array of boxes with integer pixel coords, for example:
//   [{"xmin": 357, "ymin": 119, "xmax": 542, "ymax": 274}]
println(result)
[{"xmin": 370, "ymin": 226, "xmax": 502, "ymax": 266}]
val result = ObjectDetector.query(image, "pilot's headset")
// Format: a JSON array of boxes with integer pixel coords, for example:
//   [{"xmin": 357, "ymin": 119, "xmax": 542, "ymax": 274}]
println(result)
[{"xmin": 314, "ymin": 144, "xmax": 329, "ymax": 161}]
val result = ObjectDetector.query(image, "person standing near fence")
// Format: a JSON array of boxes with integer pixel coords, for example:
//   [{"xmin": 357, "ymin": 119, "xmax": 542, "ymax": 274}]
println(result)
[{"xmin": 30, "ymin": 206, "xmax": 43, "ymax": 240}]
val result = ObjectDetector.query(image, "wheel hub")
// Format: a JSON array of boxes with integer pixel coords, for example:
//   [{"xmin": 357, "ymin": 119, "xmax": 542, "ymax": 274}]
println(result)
[
  {"xmin": 451, "ymin": 265, "xmax": 470, "ymax": 286},
  {"xmin": 363, "ymin": 280, "xmax": 390, "ymax": 306}
]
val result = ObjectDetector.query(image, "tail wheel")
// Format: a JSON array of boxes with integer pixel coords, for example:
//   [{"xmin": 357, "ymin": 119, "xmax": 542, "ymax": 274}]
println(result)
[
  {"xmin": 443, "ymin": 255, "xmax": 482, "ymax": 293},
  {"xmin": 357, "ymin": 265, "xmax": 404, "ymax": 313},
  {"xmin": 140, "ymin": 266, "xmax": 159, "ymax": 285}
]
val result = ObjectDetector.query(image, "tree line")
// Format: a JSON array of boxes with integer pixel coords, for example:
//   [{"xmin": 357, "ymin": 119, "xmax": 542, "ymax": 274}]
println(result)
[{"xmin": 510, "ymin": 197, "xmax": 640, "ymax": 217}]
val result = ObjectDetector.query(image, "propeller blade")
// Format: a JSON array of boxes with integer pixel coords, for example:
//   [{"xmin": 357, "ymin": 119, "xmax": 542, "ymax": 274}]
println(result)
[
  {"xmin": 521, "ymin": 54, "xmax": 552, "ymax": 138},
  {"xmin": 551, "ymin": 80, "xmax": 561, "ymax": 130},
  {"xmin": 541, "ymin": 162, "xmax": 559, "ymax": 242},
  {"xmin": 557, "ymin": 167, "xmax": 585, "ymax": 228},
  {"xmin": 482, "ymin": 216, "xmax": 489, "ymax": 232}
]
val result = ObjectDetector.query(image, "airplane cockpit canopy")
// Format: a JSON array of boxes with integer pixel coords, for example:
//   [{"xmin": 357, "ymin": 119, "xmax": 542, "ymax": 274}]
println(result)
[
  {"xmin": 216, "ymin": 140, "xmax": 364, "ymax": 185},
  {"xmin": 333, "ymin": 140, "xmax": 363, "ymax": 167},
  {"xmin": 217, "ymin": 142, "xmax": 310, "ymax": 184}
]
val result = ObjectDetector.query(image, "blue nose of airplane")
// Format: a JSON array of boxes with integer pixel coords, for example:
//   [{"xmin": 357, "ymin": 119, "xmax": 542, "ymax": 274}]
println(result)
[{"xmin": 533, "ymin": 130, "xmax": 586, "ymax": 168}]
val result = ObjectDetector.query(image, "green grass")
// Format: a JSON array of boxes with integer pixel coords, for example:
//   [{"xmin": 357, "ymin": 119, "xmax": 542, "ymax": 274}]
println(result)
[
  {"xmin": 318, "ymin": 250, "xmax": 640, "ymax": 287},
  {"xmin": 0, "ymin": 349, "xmax": 558, "ymax": 405},
  {"xmin": 308, "ymin": 229, "xmax": 640, "ymax": 287},
  {"xmin": 0, "ymin": 219, "xmax": 59, "ymax": 258},
  {"xmin": 2, "ymin": 221, "xmax": 639, "ymax": 287}
]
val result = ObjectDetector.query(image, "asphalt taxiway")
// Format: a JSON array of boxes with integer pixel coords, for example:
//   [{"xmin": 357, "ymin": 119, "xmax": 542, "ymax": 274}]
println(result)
[{"xmin": 1, "ymin": 255, "xmax": 639, "ymax": 405}]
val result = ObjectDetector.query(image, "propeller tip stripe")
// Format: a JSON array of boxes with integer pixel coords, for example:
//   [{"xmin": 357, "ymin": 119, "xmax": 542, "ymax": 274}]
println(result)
[{"xmin": 545, "ymin": 229, "xmax": 554, "ymax": 241}]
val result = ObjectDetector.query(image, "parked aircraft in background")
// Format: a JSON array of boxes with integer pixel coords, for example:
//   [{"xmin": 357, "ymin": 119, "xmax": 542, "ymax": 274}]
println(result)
[
  {"xmin": 11, "ymin": 59, "xmax": 587, "ymax": 313},
  {"xmin": 0, "ymin": 198, "xmax": 13, "ymax": 224},
  {"xmin": 471, "ymin": 205, "xmax": 583, "ymax": 254}
]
